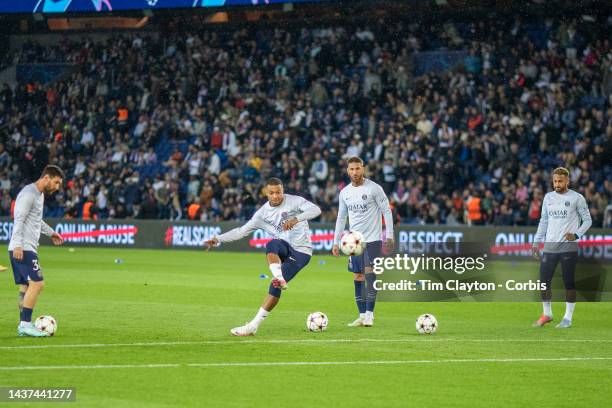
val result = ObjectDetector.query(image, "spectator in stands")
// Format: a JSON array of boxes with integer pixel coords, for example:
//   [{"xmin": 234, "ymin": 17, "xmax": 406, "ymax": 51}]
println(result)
[{"xmin": 0, "ymin": 12, "xmax": 608, "ymax": 228}]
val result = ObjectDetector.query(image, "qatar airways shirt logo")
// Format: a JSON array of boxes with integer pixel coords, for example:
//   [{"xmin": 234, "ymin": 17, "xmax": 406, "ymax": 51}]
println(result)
[
  {"xmin": 264, "ymin": 211, "xmax": 294, "ymax": 233},
  {"xmin": 548, "ymin": 209, "xmax": 568, "ymax": 218},
  {"xmin": 348, "ymin": 203, "xmax": 369, "ymax": 213},
  {"xmin": 547, "ymin": 198, "xmax": 572, "ymax": 218},
  {"xmin": 346, "ymin": 193, "xmax": 370, "ymax": 213},
  {"xmin": 263, "ymin": 217, "xmax": 285, "ymax": 233}
]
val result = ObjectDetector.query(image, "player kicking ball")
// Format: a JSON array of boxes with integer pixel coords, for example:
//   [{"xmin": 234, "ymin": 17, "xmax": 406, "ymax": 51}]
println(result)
[
  {"xmin": 532, "ymin": 167, "xmax": 592, "ymax": 328},
  {"xmin": 8, "ymin": 165, "xmax": 65, "ymax": 337},
  {"xmin": 205, "ymin": 178, "xmax": 321, "ymax": 336},
  {"xmin": 332, "ymin": 157, "xmax": 394, "ymax": 327}
]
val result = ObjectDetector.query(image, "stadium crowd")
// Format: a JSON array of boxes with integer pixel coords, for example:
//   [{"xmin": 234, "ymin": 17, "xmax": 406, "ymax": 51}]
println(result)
[{"xmin": 0, "ymin": 13, "xmax": 610, "ymax": 227}]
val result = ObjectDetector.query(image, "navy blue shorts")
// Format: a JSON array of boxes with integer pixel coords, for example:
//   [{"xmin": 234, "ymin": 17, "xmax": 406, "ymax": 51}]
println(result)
[
  {"xmin": 9, "ymin": 251, "xmax": 43, "ymax": 285},
  {"xmin": 348, "ymin": 241, "xmax": 383, "ymax": 273},
  {"xmin": 265, "ymin": 239, "xmax": 311, "ymax": 297},
  {"xmin": 540, "ymin": 251, "xmax": 577, "ymax": 290}
]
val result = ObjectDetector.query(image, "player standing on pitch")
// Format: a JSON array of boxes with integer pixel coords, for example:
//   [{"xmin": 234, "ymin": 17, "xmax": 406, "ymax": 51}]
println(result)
[
  {"xmin": 205, "ymin": 178, "xmax": 321, "ymax": 336},
  {"xmin": 332, "ymin": 156, "xmax": 394, "ymax": 327},
  {"xmin": 8, "ymin": 165, "xmax": 65, "ymax": 337},
  {"xmin": 532, "ymin": 167, "xmax": 592, "ymax": 328}
]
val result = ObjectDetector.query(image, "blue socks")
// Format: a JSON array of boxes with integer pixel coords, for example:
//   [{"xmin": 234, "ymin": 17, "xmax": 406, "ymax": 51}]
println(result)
[
  {"xmin": 354, "ymin": 274, "xmax": 377, "ymax": 314},
  {"xmin": 20, "ymin": 307, "xmax": 33, "ymax": 323},
  {"xmin": 365, "ymin": 273, "xmax": 377, "ymax": 312},
  {"xmin": 354, "ymin": 280, "xmax": 366, "ymax": 314}
]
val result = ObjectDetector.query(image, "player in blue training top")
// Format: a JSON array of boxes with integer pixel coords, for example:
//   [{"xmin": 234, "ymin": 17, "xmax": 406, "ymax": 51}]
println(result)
[
  {"xmin": 333, "ymin": 157, "xmax": 394, "ymax": 327},
  {"xmin": 8, "ymin": 165, "xmax": 65, "ymax": 337},
  {"xmin": 532, "ymin": 167, "xmax": 592, "ymax": 328},
  {"xmin": 205, "ymin": 178, "xmax": 321, "ymax": 336}
]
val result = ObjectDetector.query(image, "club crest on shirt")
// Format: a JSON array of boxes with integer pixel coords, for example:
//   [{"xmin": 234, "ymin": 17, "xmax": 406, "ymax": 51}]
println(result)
[
  {"xmin": 362, "ymin": 194, "xmax": 367, "ymax": 200},
  {"xmin": 565, "ymin": 201, "xmax": 570, "ymax": 207},
  {"xmin": 281, "ymin": 212, "xmax": 288, "ymax": 219}
]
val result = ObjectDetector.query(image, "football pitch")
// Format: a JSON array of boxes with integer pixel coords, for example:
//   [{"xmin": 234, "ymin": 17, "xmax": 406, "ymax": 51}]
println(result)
[{"xmin": 1, "ymin": 247, "xmax": 611, "ymax": 407}]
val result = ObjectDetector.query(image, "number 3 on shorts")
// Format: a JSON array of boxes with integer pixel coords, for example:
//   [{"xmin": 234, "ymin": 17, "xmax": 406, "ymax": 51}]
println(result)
[{"xmin": 32, "ymin": 259, "xmax": 40, "ymax": 271}]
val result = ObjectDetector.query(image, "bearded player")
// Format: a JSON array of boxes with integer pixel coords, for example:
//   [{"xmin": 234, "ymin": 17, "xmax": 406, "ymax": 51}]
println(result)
[
  {"xmin": 8, "ymin": 165, "xmax": 65, "ymax": 337},
  {"xmin": 532, "ymin": 167, "xmax": 592, "ymax": 328},
  {"xmin": 332, "ymin": 157, "xmax": 394, "ymax": 327}
]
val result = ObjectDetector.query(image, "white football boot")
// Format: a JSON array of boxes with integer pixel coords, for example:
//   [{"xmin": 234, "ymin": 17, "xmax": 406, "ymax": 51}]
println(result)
[
  {"xmin": 347, "ymin": 316, "xmax": 365, "ymax": 327},
  {"xmin": 230, "ymin": 322, "xmax": 257, "ymax": 336}
]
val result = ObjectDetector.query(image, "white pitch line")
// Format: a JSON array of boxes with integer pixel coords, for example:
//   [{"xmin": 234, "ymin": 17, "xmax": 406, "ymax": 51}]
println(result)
[
  {"xmin": 1, "ymin": 357, "xmax": 611, "ymax": 371},
  {"xmin": 187, "ymin": 357, "xmax": 612, "ymax": 367},
  {"xmin": 2, "ymin": 338, "xmax": 612, "ymax": 351},
  {"xmin": 0, "ymin": 364, "xmax": 180, "ymax": 371}
]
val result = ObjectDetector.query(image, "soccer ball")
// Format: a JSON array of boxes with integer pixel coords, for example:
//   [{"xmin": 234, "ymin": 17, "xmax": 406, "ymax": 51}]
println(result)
[
  {"xmin": 340, "ymin": 231, "xmax": 365, "ymax": 256},
  {"xmin": 35, "ymin": 315, "xmax": 57, "ymax": 336},
  {"xmin": 415, "ymin": 313, "xmax": 438, "ymax": 334},
  {"xmin": 306, "ymin": 312, "xmax": 328, "ymax": 332}
]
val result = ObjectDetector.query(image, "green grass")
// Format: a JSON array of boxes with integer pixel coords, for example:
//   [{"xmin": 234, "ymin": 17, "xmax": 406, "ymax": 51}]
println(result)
[{"xmin": 1, "ymin": 247, "xmax": 611, "ymax": 407}]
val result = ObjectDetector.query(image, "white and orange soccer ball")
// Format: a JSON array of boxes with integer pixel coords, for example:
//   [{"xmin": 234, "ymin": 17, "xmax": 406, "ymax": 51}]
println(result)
[
  {"xmin": 306, "ymin": 312, "xmax": 328, "ymax": 332},
  {"xmin": 35, "ymin": 315, "xmax": 57, "ymax": 336},
  {"xmin": 340, "ymin": 231, "xmax": 365, "ymax": 256}
]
